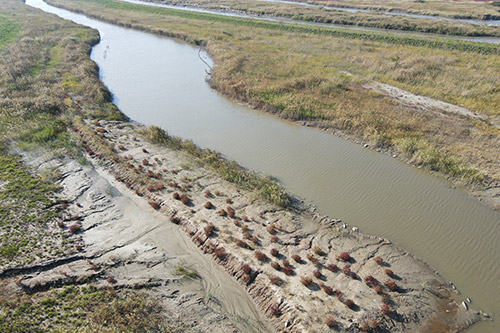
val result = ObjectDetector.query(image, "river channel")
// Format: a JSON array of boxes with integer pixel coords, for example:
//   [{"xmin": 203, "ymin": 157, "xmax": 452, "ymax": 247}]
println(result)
[{"xmin": 27, "ymin": 0, "xmax": 500, "ymax": 331}]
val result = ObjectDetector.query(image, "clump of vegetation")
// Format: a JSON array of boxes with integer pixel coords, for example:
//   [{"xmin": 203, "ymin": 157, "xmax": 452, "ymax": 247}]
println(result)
[
  {"xmin": 175, "ymin": 265, "xmax": 198, "ymax": 279},
  {"xmin": 269, "ymin": 275, "xmax": 281, "ymax": 285},
  {"xmin": 213, "ymin": 246, "xmax": 226, "ymax": 259},
  {"xmin": 270, "ymin": 248, "xmax": 280, "ymax": 257},
  {"xmin": 374, "ymin": 256, "xmax": 384, "ymax": 265},
  {"xmin": 271, "ymin": 261, "xmax": 281, "ymax": 271},
  {"xmin": 300, "ymin": 276, "xmax": 313, "ymax": 287},
  {"xmin": 326, "ymin": 263, "xmax": 339, "ymax": 273},
  {"xmin": 282, "ymin": 266, "xmax": 293, "ymax": 276},
  {"xmin": 385, "ymin": 269, "xmax": 395, "ymax": 277},
  {"xmin": 385, "ymin": 280, "xmax": 399, "ymax": 291},
  {"xmin": 292, "ymin": 254, "xmax": 301, "ymax": 263},
  {"xmin": 326, "ymin": 316, "xmax": 337, "ymax": 328},
  {"xmin": 204, "ymin": 223, "xmax": 215, "ymax": 237},
  {"xmin": 338, "ymin": 252, "xmax": 351, "ymax": 262},
  {"xmin": 255, "ymin": 251, "xmax": 268, "ymax": 262}
]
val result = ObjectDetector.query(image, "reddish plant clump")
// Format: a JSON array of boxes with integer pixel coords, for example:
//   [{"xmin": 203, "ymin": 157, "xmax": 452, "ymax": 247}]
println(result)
[
  {"xmin": 173, "ymin": 192, "xmax": 180, "ymax": 200},
  {"xmin": 374, "ymin": 256, "xmax": 383, "ymax": 265},
  {"xmin": 385, "ymin": 269, "xmax": 395, "ymax": 277},
  {"xmin": 292, "ymin": 254, "xmax": 301, "ymax": 263},
  {"xmin": 142, "ymin": 159, "xmax": 149, "ymax": 166},
  {"xmin": 106, "ymin": 276, "xmax": 115, "ymax": 283},
  {"xmin": 385, "ymin": 280, "xmax": 398, "ymax": 291},
  {"xmin": 228, "ymin": 210, "xmax": 235, "ymax": 218},
  {"xmin": 251, "ymin": 236, "xmax": 260, "ymax": 245},
  {"xmin": 180, "ymin": 194, "xmax": 190, "ymax": 205},
  {"xmin": 235, "ymin": 238, "xmax": 249, "ymax": 248},
  {"xmin": 300, "ymin": 276, "xmax": 313, "ymax": 287},
  {"xmin": 242, "ymin": 264, "xmax": 252, "ymax": 275},
  {"xmin": 282, "ymin": 260, "xmax": 290, "ymax": 267},
  {"xmin": 364, "ymin": 275, "xmax": 378, "ymax": 288},
  {"xmin": 339, "ymin": 251, "xmax": 351, "ymax": 261},
  {"xmin": 255, "ymin": 251, "xmax": 268, "ymax": 262},
  {"xmin": 149, "ymin": 201, "xmax": 160, "ymax": 210},
  {"xmin": 269, "ymin": 275, "xmax": 281, "ymax": 285},
  {"xmin": 57, "ymin": 221, "xmax": 64, "ymax": 228},
  {"xmin": 135, "ymin": 189, "xmax": 142, "ymax": 196},
  {"xmin": 270, "ymin": 304, "xmax": 281, "ymax": 317},
  {"xmin": 170, "ymin": 216, "xmax": 180, "ymax": 224},
  {"xmin": 204, "ymin": 190, "xmax": 212, "ymax": 198},
  {"xmin": 326, "ymin": 263, "xmax": 339, "ymax": 273},
  {"xmin": 90, "ymin": 264, "xmax": 98, "ymax": 271},
  {"xmin": 214, "ymin": 247, "xmax": 226, "ymax": 259},
  {"xmin": 270, "ymin": 248, "xmax": 280, "ymax": 257},
  {"xmin": 271, "ymin": 262, "xmax": 281, "ymax": 271},
  {"xmin": 369, "ymin": 319, "xmax": 379, "ymax": 329},
  {"xmin": 204, "ymin": 201, "xmax": 213, "ymax": 209},
  {"xmin": 360, "ymin": 321, "xmax": 369, "ymax": 331},
  {"xmin": 313, "ymin": 270, "xmax": 323, "ymax": 279},
  {"xmin": 69, "ymin": 224, "xmax": 81, "ymax": 234},
  {"xmin": 342, "ymin": 266, "xmax": 351, "ymax": 276},
  {"xmin": 326, "ymin": 316, "xmax": 337, "ymax": 328},
  {"xmin": 270, "ymin": 235, "xmax": 279, "ymax": 243},
  {"xmin": 323, "ymin": 285, "xmax": 334, "ymax": 295},
  {"xmin": 381, "ymin": 303, "xmax": 391, "ymax": 315},
  {"xmin": 282, "ymin": 266, "xmax": 294, "ymax": 276},
  {"xmin": 266, "ymin": 224, "xmax": 276, "ymax": 234},
  {"xmin": 226, "ymin": 198, "xmax": 232, "ymax": 204},
  {"xmin": 374, "ymin": 285, "xmax": 382, "ymax": 294},
  {"xmin": 204, "ymin": 224, "xmax": 215, "ymax": 237},
  {"xmin": 345, "ymin": 299, "xmax": 355, "ymax": 309},
  {"xmin": 142, "ymin": 148, "xmax": 148, "ymax": 153},
  {"xmin": 242, "ymin": 216, "xmax": 249, "ymax": 222},
  {"xmin": 217, "ymin": 209, "xmax": 227, "ymax": 217}
]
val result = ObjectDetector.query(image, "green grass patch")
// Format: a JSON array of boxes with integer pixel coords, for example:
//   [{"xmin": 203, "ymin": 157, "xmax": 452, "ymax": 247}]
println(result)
[
  {"xmin": 0, "ymin": 14, "xmax": 19, "ymax": 49},
  {"xmin": 175, "ymin": 265, "xmax": 199, "ymax": 279}
]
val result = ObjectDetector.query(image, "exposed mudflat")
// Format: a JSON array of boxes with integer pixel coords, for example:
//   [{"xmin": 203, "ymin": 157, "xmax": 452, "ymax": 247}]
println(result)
[
  {"xmin": 66, "ymin": 118, "xmax": 482, "ymax": 331},
  {"xmin": 8, "ymin": 149, "xmax": 271, "ymax": 333}
]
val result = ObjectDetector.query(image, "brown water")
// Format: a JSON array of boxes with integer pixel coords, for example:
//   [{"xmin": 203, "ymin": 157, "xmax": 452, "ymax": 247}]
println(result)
[{"xmin": 27, "ymin": 0, "xmax": 500, "ymax": 331}]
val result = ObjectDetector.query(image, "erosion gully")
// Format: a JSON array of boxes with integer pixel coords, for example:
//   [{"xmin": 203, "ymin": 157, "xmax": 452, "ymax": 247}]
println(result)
[{"xmin": 27, "ymin": 0, "xmax": 500, "ymax": 331}]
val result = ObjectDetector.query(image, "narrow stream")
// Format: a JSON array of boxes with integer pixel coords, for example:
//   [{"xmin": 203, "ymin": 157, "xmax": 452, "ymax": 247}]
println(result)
[
  {"xmin": 27, "ymin": 0, "xmax": 500, "ymax": 331},
  {"xmin": 263, "ymin": 0, "xmax": 500, "ymax": 26},
  {"xmin": 120, "ymin": 0, "xmax": 500, "ymax": 44}
]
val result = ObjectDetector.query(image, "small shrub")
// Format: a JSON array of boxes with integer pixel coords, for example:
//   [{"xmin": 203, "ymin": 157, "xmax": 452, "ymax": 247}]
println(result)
[
  {"xmin": 270, "ymin": 304, "xmax": 281, "ymax": 317},
  {"xmin": 342, "ymin": 266, "xmax": 351, "ymax": 276},
  {"xmin": 282, "ymin": 266, "xmax": 293, "ymax": 276},
  {"xmin": 381, "ymin": 303, "xmax": 391, "ymax": 315},
  {"xmin": 255, "ymin": 251, "xmax": 268, "ymax": 262},
  {"xmin": 242, "ymin": 264, "xmax": 252, "ymax": 275},
  {"xmin": 180, "ymin": 194, "xmax": 190, "ymax": 205},
  {"xmin": 69, "ymin": 224, "xmax": 81, "ymax": 234},
  {"xmin": 204, "ymin": 223, "xmax": 215, "ymax": 237},
  {"xmin": 170, "ymin": 216, "xmax": 180, "ymax": 224},
  {"xmin": 345, "ymin": 299, "xmax": 355, "ymax": 309},
  {"xmin": 226, "ymin": 198, "xmax": 232, "ymax": 204},
  {"xmin": 241, "ymin": 224, "xmax": 249, "ymax": 232},
  {"xmin": 235, "ymin": 238, "xmax": 249, "ymax": 248},
  {"xmin": 364, "ymin": 275, "xmax": 378, "ymax": 287},
  {"xmin": 313, "ymin": 270, "xmax": 323, "ymax": 279},
  {"xmin": 242, "ymin": 216, "xmax": 249, "ymax": 222},
  {"xmin": 369, "ymin": 319, "xmax": 379, "ymax": 329},
  {"xmin": 374, "ymin": 285, "xmax": 382, "ymax": 294},
  {"xmin": 90, "ymin": 264, "xmax": 98, "ymax": 271},
  {"xmin": 374, "ymin": 256, "xmax": 383, "ymax": 265},
  {"xmin": 269, "ymin": 275, "xmax": 281, "ymax": 285},
  {"xmin": 360, "ymin": 321, "xmax": 369, "ymax": 331},
  {"xmin": 292, "ymin": 254, "xmax": 301, "ymax": 263},
  {"xmin": 282, "ymin": 260, "xmax": 290, "ymax": 267},
  {"xmin": 218, "ymin": 209, "xmax": 227, "ymax": 217},
  {"xmin": 323, "ymin": 285, "xmax": 333, "ymax": 295},
  {"xmin": 204, "ymin": 190, "xmax": 212, "ymax": 197},
  {"xmin": 313, "ymin": 246, "xmax": 324, "ymax": 256},
  {"xmin": 270, "ymin": 248, "xmax": 280, "ymax": 257},
  {"xmin": 326, "ymin": 316, "xmax": 337, "ymax": 328},
  {"xmin": 300, "ymin": 276, "xmax": 312, "ymax": 287},
  {"xmin": 270, "ymin": 235, "xmax": 279, "ymax": 243},
  {"xmin": 135, "ymin": 189, "xmax": 142, "ymax": 196},
  {"xmin": 57, "ymin": 221, "xmax": 64, "ymax": 228},
  {"xmin": 142, "ymin": 148, "xmax": 148, "ymax": 153},
  {"xmin": 214, "ymin": 247, "xmax": 226, "ymax": 259},
  {"xmin": 271, "ymin": 262, "xmax": 281, "ymax": 271},
  {"xmin": 142, "ymin": 159, "xmax": 149, "ymax": 166},
  {"xmin": 339, "ymin": 252, "xmax": 351, "ymax": 261},
  {"xmin": 173, "ymin": 192, "xmax": 180, "ymax": 200},
  {"xmin": 385, "ymin": 280, "xmax": 398, "ymax": 291},
  {"xmin": 204, "ymin": 201, "xmax": 213, "ymax": 209},
  {"xmin": 385, "ymin": 269, "xmax": 394, "ymax": 277},
  {"xmin": 228, "ymin": 210, "xmax": 235, "ymax": 218},
  {"xmin": 267, "ymin": 224, "xmax": 276, "ymax": 234},
  {"xmin": 251, "ymin": 236, "xmax": 260, "ymax": 245},
  {"xmin": 326, "ymin": 263, "xmax": 338, "ymax": 273},
  {"xmin": 149, "ymin": 201, "xmax": 160, "ymax": 210},
  {"xmin": 243, "ymin": 231, "xmax": 251, "ymax": 239},
  {"xmin": 106, "ymin": 276, "xmax": 115, "ymax": 283}
]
